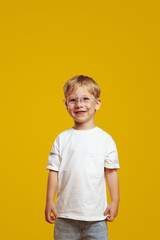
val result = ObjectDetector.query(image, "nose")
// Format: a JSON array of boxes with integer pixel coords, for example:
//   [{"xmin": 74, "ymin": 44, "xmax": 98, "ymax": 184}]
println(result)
[{"xmin": 75, "ymin": 98, "xmax": 83, "ymax": 107}]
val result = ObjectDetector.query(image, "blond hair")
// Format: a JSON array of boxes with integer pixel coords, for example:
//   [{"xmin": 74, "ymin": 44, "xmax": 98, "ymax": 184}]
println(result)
[{"xmin": 63, "ymin": 75, "xmax": 101, "ymax": 99}]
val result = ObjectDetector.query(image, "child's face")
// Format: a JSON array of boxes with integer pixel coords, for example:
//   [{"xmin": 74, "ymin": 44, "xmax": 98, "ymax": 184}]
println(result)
[{"xmin": 65, "ymin": 86, "xmax": 101, "ymax": 128}]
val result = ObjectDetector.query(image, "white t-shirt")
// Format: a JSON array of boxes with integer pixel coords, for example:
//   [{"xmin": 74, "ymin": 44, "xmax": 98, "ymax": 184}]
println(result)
[{"xmin": 46, "ymin": 126, "xmax": 120, "ymax": 221}]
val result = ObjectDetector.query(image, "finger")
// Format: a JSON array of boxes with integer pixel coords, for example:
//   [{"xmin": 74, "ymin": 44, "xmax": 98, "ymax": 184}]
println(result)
[
  {"xmin": 106, "ymin": 214, "xmax": 114, "ymax": 222},
  {"xmin": 46, "ymin": 212, "xmax": 55, "ymax": 224},
  {"xmin": 54, "ymin": 212, "xmax": 58, "ymax": 219},
  {"xmin": 47, "ymin": 216, "xmax": 55, "ymax": 224},
  {"xmin": 105, "ymin": 213, "xmax": 110, "ymax": 220},
  {"xmin": 53, "ymin": 209, "xmax": 58, "ymax": 218},
  {"xmin": 45, "ymin": 212, "xmax": 50, "ymax": 222},
  {"xmin": 106, "ymin": 216, "xmax": 111, "ymax": 222},
  {"xmin": 50, "ymin": 218, "xmax": 56, "ymax": 224},
  {"xmin": 106, "ymin": 217, "xmax": 111, "ymax": 222},
  {"xmin": 51, "ymin": 210, "xmax": 58, "ymax": 219}
]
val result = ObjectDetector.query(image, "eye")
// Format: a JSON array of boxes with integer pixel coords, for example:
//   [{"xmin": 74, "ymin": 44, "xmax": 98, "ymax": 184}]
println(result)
[
  {"xmin": 83, "ymin": 97, "xmax": 90, "ymax": 101},
  {"xmin": 70, "ymin": 98, "xmax": 76, "ymax": 102}
]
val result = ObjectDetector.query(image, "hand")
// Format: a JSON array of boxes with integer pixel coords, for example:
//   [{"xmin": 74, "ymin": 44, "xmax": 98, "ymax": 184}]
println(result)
[
  {"xmin": 45, "ymin": 200, "xmax": 58, "ymax": 224},
  {"xmin": 104, "ymin": 201, "xmax": 119, "ymax": 222}
]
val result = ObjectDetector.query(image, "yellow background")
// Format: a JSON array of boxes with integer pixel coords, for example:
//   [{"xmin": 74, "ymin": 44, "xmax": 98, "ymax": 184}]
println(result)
[{"xmin": 0, "ymin": 0, "xmax": 160, "ymax": 239}]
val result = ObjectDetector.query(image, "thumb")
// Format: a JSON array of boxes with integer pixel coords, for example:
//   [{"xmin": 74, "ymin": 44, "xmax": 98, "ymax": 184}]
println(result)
[
  {"xmin": 104, "ymin": 205, "xmax": 110, "ymax": 216},
  {"xmin": 54, "ymin": 210, "xmax": 58, "ymax": 218},
  {"xmin": 52, "ymin": 207, "xmax": 58, "ymax": 218}
]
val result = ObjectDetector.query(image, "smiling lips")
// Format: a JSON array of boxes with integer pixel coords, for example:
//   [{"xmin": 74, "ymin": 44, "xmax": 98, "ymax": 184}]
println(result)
[{"xmin": 74, "ymin": 110, "xmax": 87, "ymax": 114}]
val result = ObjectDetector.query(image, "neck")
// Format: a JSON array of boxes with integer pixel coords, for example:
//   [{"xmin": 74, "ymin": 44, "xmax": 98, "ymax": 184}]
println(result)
[{"xmin": 73, "ymin": 122, "xmax": 96, "ymax": 130}]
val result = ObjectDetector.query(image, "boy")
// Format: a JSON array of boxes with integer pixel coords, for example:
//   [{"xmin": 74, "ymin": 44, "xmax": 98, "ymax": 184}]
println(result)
[{"xmin": 45, "ymin": 75, "xmax": 120, "ymax": 240}]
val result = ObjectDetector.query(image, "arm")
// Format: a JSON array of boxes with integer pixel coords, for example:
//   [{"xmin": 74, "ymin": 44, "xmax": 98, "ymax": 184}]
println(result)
[
  {"xmin": 45, "ymin": 170, "xmax": 58, "ymax": 224},
  {"xmin": 104, "ymin": 168, "xmax": 120, "ymax": 222}
]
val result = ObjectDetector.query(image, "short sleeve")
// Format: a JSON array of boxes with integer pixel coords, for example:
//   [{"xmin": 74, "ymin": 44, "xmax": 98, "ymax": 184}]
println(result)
[
  {"xmin": 104, "ymin": 136, "xmax": 120, "ymax": 169},
  {"xmin": 46, "ymin": 137, "xmax": 61, "ymax": 171}
]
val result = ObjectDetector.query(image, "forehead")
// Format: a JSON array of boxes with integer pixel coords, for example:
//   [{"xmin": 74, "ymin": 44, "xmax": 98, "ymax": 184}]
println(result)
[{"xmin": 69, "ymin": 86, "xmax": 93, "ymax": 97}]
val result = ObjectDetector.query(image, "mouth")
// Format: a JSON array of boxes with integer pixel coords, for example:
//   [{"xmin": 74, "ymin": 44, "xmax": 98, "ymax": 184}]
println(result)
[{"xmin": 74, "ymin": 110, "xmax": 87, "ymax": 114}]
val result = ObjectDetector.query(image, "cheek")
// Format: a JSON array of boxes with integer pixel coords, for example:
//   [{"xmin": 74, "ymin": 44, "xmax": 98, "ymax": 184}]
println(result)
[
  {"xmin": 67, "ymin": 108, "xmax": 74, "ymax": 115},
  {"xmin": 89, "ymin": 104, "xmax": 96, "ymax": 111}
]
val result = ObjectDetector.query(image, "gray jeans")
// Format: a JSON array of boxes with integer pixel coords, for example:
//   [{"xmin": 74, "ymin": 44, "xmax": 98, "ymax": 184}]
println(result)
[{"xmin": 54, "ymin": 218, "xmax": 108, "ymax": 240}]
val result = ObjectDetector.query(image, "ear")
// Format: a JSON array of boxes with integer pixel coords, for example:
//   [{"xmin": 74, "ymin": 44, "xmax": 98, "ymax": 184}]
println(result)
[
  {"xmin": 64, "ymin": 101, "xmax": 68, "ymax": 110},
  {"xmin": 95, "ymin": 99, "xmax": 101, "ymax": 110},
  {"xmin": 63, "ymin": 100, "xmax": 68, "ymax": 110}
]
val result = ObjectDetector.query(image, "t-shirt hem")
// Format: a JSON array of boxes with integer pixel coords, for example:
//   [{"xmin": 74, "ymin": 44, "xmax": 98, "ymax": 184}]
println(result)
[{"xmin": 57, "ymin": 214, "xmax": 107, "ymax": 221}]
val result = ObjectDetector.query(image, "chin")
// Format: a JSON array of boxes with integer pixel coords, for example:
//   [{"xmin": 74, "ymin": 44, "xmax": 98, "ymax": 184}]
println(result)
[{"xmin": 74, "ymin": 119, "xmax": 86, "ymax": 123}]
